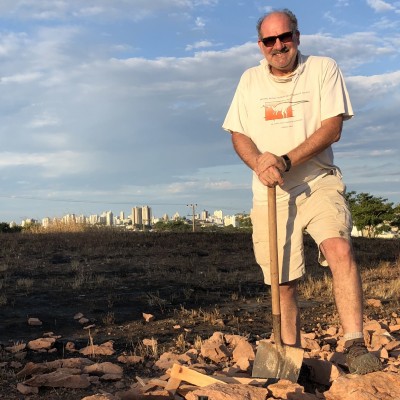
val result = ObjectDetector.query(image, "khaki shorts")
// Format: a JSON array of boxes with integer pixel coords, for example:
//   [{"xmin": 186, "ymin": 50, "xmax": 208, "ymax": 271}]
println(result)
[{"xmin": 250, "ymin": 173, "xmax": 352, "ymax": 285}]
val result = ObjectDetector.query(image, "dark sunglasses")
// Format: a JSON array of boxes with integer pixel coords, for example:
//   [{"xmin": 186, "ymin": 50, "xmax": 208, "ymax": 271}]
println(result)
[{"xmin": 260, "ymin": 31, "xmax": 295, "ymax": 47}]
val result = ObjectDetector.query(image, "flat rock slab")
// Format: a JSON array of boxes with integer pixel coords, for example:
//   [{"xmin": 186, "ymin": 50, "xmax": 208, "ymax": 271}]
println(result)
[{"xmin": 325, "ymin": 371, "xmax": 400, "ymax": 400}]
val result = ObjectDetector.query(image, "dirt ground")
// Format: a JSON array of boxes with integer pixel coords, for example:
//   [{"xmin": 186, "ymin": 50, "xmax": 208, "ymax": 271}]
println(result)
[{"xmin": 0, "ymin": 230, "xmax": 399, "ymax": 399}]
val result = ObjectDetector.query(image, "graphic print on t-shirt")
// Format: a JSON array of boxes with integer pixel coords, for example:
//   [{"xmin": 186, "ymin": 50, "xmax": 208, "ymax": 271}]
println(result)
[{"xmin": 263, "ymin": 100, "xmax": 308, "ymax": 121}]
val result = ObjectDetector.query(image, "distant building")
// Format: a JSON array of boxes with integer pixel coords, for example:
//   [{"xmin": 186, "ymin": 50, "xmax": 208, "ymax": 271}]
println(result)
[
  {"xmin": 224, "ymin": 215, "xmax": 238, "ymax": 228},
  {"xmin": 132, "ymin": 207, "xmax": 142, "ymax": 226},
  {"xmin": 214, "ymin": 210, "xmax": 223, "ymax": 219},
  {"xmin": 142, "ymin": 206, "xmax": 152, "ymax": 226},
  {"xmin": 201, "ymin": 210, "xmax": 209, "ymax": 220},
  {"xmin": 106, "ymin": 211, "xmax": 113, "ymax": 226}
]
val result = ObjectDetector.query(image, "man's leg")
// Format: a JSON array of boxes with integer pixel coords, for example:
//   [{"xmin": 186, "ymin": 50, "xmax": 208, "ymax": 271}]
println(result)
[
  {"xmin": 320, "ymin": 237, "xmax": 382, "ymax": 374},
  {"xmin": 279, "ymin": 280, "xmax": 301, "ymax": 346},
  {"xmin": 319, "ymin": 237, "xmax": 363, "ymax": 334}
]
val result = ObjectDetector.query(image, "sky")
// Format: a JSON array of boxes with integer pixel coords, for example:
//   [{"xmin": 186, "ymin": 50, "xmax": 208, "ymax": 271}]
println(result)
[{"xmin": 0, "ymin": 0, "xmax": 399, "ymax": 223}]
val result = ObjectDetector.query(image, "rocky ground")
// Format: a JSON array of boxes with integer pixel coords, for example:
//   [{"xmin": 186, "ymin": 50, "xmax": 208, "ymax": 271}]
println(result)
[{"xmin": 0, "ymin": 230, "xmax": 399, "ymax": 399}]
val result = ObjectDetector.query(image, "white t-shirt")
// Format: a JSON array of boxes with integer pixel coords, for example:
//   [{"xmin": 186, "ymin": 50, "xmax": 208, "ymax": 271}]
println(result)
[{"xmin": 222, "ymin": 53, "xmax": 354, "ymax": 204}]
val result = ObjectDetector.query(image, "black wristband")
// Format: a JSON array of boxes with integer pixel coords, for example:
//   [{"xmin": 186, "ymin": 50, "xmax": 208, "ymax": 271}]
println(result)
[{"xmin": 282, "ymin": 154, "xmax": 291, "ymax": 172}]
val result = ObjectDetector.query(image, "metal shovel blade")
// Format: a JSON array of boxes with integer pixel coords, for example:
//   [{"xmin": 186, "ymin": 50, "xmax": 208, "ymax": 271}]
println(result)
[{"xmin": 252, "ymin": 340, "xmax": 304, "ymax": 382}]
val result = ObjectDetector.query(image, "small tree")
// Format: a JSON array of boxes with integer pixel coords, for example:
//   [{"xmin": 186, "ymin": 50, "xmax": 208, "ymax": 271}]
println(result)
[{"xmin": 346, "ymin": 191, "xmax": 394, "ymax": 238}]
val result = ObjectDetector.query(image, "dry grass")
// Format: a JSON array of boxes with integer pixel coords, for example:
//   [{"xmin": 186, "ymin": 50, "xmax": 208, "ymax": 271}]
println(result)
[
  {"xmin": 298, "ymin": 273, "xmax": 333, "ymax": 300},
  {"xmin": 27, "ymin": 220, "xmax": 89, "ymax": 233},
  {"xmin": 362, "ymin": 258, "xmax": 400, "ymax": 300}
]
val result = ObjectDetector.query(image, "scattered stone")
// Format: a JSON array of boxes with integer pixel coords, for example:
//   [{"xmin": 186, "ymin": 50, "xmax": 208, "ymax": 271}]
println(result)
[
  {"xmin": 325, "ymin": 371, "xmax": 400, "ymax": 400},
  {"xmin": 27, "ymin": 317, "xmax": 42, "ymax": 326},
  {"xmin": 268, "ymin": 379, "xmax": 319, "ymax": 399},
  {"xmin": 81, "ymin": 394, "xmax": 116, "ymax": 400},
  {"xmin": 23, "ymin": 370, "xmax": 91, "ymax": 388},
  {"xmin": 16, "ymin": 382, "xmax": 39, "ymax": 395},
  {"xmin": 142, "ymin": 313, "xmax": 154, "ymax": 322},
  {"xmin": 80, "ymin": 341, "xmax": 115, "ymax": 356},
  {"xmin": 83, "ymin": 362, "xmax": 123, "ymax": 376},
  {"xmin": 117, "ymin": 354, "xmax": 144, "ymax": 364},
  {"xmin": 27, "ymin": 337, "xmax": 56, "ymax": 351},
  {"xmin": 186, "ymin": 383, "xmax": 269, "ymax": 400},
  {"xmin": 366, "ymin": 298, "xmax": 383, "ymax": 308},
  {"xmin": 143, "ymin": 338, "xmax": 158, "ymax": 347}
]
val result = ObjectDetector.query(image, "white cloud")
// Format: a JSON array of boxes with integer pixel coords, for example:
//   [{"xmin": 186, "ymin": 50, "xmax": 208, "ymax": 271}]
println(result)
[
  {"xmin": 0, "ymin": 0, "xmax": 217, "ymax": 21},
  {"xmin": 194, "ymin": 16, "xmax": 206, "ymax": 29},
  {"xmin": 300, "ymin": 32, "xmax": 399, "ymax": 72},
  {"xmin": 185, "ymin": 40, "xmax": 214, "ymax": 51},
  {"xmin": 366, "ymin": 0, "xmax": 396, "ymax": 12}
]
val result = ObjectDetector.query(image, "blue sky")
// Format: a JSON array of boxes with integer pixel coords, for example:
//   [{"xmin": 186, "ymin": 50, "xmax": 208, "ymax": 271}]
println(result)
[{"xmin": 0, "ymin": 0, "xmax": 399, "ymax": 223}]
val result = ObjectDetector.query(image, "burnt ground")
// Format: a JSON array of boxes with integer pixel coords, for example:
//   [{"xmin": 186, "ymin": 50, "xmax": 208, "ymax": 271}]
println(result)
[{"xmin": 0, "ymin": 230, "xmax": 399, "ymax": 399}]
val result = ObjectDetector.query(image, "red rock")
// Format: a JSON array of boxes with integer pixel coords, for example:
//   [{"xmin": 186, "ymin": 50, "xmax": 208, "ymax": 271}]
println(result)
[
  {"xmin": 385, "ymin": 340, "xmax": 400, "ymax": 351},
  {"xmin": 16, "ymin": 382, "xmax": 39, "ymax": 395},
  {"xmin": 268, "ymin": 379, "xmax": 319, "ymax": 399},
  {"xmin": 28, "ymin": 317, "xmax": 42, "ymax": 326},
  {"xmin": 325, "ymin": 326, "xmax": 338, "ymax": 336},
  {"xmin": 325, "ymin": 371, "xmax": 400, "ymax": 400},
  {"xmin": 83, "ymin": 362, "xmax": 123, "ymax": 375},
  {"xmin": 200, "ymin": 341, "xmax": 230, "ymax": 363},
  {"xmin": 186, "ymin": 383, "xmax": 269, "ymax": 400},
  {"xmin": 366, "ymin": 298, "xmax": 382, "ymax": 308},
  {"xmin": 232, "ymin": 338, "xmax": 255, "ymax": 363},
  {"xmin": 80, "ymin": 341, "xmax": 115, "ymax": 356},
  {"xmin": 117, "ymin": 354, "xmax": 144, "ymax": 364},
  {"xmin": 27, "ymin": 337, "xmax": 56, "ymax": 350},
  {"xmin": 389, "ymin": 324, "xmax": 400, "ymax": 333},
  {"xmin": 154, "ymin": 351, "xmax": 191, "ymax": 370},
  {"xmin": 143, "ymin": 338, "xmax": 158, "ymax": 347},
  {"xmin": 81, "ymin": 394, "xmax": 116, "ymax": 400},
  {"xmin": 23, "ymin": 370, "xmax": 91, "ymax": 388},
  {"xmin": 301, "ymin": 336, "xmax": 320, "ymax": 351},
  {"xmin": 142, "ymin": 313, "xmax": 154, "ymax": 322}
]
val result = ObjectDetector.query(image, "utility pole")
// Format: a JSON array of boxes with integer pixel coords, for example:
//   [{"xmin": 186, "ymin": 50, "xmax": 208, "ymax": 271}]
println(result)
[{"xmin": 186, "ymin": 203, "xmax": 197, "ymax": 232}]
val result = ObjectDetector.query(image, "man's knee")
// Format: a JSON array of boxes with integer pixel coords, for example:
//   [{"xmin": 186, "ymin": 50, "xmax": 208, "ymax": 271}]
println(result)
[{"xmin": 321, "ymin": 237, "xmax": 352, "ymax": 257}]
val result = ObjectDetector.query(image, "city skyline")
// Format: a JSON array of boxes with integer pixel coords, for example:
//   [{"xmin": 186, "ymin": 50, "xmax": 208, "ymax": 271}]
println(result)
[
  {"xmin": 1, "ymin": 1, "xmax": 399, "ymax": 223},
  {"xmin": 16, "ymin": 204, "xmax": 236, "ymax": 227}
]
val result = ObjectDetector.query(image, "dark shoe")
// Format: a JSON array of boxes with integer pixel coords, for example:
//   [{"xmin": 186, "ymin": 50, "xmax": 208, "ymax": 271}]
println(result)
[{"xmin": 344, "ymin": 338, "xmax": 383, "ymax": 374}]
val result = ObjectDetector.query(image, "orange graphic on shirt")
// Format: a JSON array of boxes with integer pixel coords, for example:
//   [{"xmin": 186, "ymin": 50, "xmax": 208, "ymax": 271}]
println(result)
[{"xmin": 264, "ymin": 103, "xmax": 293, "ymax": 120}]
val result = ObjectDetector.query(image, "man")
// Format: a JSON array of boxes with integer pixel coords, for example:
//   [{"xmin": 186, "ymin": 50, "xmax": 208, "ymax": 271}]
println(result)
[{"xmin": 222, "ymin": 9, "xmax": 382, "ymax": 374}]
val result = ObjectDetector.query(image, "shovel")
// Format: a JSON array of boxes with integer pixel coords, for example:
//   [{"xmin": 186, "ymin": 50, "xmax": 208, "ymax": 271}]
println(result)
[{"xmin": 252, "ymin": 186, "xmax": 304, "ymax": 382}]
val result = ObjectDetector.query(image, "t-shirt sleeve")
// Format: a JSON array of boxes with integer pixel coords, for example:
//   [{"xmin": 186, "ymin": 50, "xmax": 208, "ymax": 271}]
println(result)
[
  {"xmin": 222, "ymin": 73, "xmax": 250, "ymax": 136},
  {"xmin": 320, "ymin": 59, "xmax": 354, "ymax": 121}
]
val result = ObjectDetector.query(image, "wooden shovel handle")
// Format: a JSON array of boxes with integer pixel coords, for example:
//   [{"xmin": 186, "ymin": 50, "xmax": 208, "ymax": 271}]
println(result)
[{"xmin": 268, "ymin": 186, "xmax": 282, "ymax": 347}]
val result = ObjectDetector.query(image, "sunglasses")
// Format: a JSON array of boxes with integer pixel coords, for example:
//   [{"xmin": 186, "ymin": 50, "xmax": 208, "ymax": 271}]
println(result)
[{"xmin": 260, "ymin": 31, "xmax": 295, "ymax": 47}]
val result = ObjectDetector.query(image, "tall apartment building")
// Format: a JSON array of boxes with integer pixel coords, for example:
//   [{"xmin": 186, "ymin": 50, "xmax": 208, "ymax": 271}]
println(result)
[
  {"xmin": 142, "ymin": 205, "xmax": 152, "ymax": 226},
  {"xmin": 106, "ymin": 211, "xmax": 114, "ymax": 226},
  {"xmin": 132, "ymin": 207, "xmax": 142, "ymax": 226},
  {"xmin": 214, "ymin": 210, "xmax": 223, "ymax": 219},
  {"xmin": 200, "ymin": 210, "xmax": 209, "ymax": 220}
]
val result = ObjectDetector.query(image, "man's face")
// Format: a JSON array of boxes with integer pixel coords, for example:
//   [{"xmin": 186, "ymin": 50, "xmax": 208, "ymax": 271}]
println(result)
[{"xmin": 258, "ymin": 13, "xmax": 300, "ymax": 76}]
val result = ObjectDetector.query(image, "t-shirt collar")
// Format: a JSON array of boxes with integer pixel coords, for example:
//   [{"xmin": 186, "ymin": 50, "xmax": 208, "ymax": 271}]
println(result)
[{"xmin": 261, "ymin": 51, "xmax": 305, "ymax": 83}]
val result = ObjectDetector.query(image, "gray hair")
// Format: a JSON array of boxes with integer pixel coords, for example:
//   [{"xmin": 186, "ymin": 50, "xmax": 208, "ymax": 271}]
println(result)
[{"xmin": 256, "ymin": 9, "xmax": 299, "ymax": 39}]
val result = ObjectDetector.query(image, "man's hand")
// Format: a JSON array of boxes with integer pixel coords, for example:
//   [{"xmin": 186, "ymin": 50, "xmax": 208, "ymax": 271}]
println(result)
[
  {"xmin": 255, "ymin": 152, "xmax": 286, "ymax": 187},
  {"xmin": 257, "ymin": 165, "xmax": 284, "ymax": 187}
]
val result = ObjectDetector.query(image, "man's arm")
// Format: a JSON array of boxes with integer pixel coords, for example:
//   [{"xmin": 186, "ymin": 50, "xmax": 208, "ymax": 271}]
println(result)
[
  {"xmin": 231, "ymin": 132, "xmax": 284, "ymax": 187},
  {"xmin": 286, "ymin": 115, "xmax": 343, "ymax": 168},
  {"xmin": 231, "ymin": 115, "xmax": 343, "ymax": 187}
]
